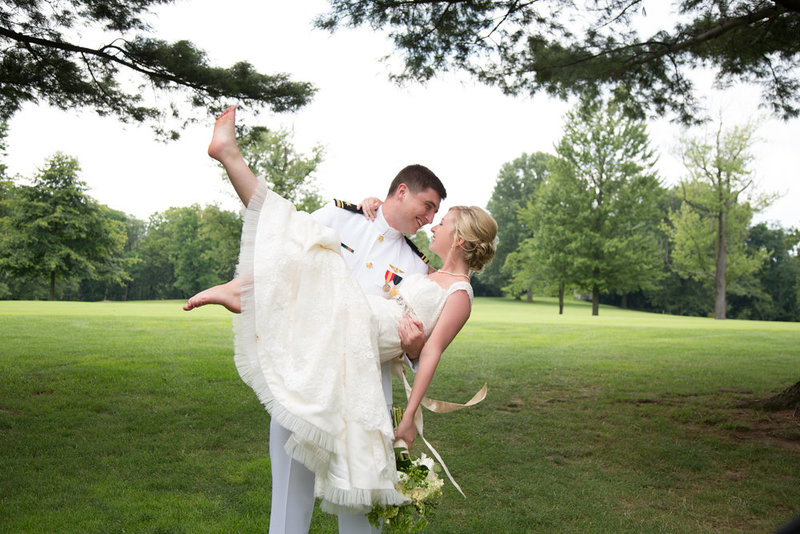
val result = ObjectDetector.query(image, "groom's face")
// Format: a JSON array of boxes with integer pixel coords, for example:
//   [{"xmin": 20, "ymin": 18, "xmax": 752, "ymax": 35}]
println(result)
[{"xmin": 396, "ymin": 185, "xmax": 441, "ymax": 234}]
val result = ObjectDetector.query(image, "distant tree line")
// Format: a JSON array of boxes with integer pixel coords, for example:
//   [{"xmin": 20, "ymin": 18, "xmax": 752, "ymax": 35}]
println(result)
[
  {"xmin": 475, "ymin": 98, "xmax": 799, "ymax": 322},
  {"xmin": 0, "ymin": 122, "xmax": 325, "ymax": 302},
  {"xmin": 2, "ymin": 101, "xmax": 797, "ymax": 322},
  {"xmin": 0, "ymin": 162, "xmax": 242, "ymax": 301}
]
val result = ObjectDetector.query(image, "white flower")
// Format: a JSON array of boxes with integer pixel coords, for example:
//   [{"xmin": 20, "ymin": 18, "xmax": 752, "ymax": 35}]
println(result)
[{"xmin": 417, "ymin": 453, "xmax": 435, "ymax": 471}]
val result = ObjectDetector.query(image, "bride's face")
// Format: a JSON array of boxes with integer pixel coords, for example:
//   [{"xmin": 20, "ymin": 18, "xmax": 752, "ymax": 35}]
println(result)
[{"xmin": 430, "ymin": 210, "xmax": 458, "ymax": 258}]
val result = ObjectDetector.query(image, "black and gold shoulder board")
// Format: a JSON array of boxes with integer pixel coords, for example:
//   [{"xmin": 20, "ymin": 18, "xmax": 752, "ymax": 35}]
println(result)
[
  {"xmin": 404, "ymin": 236, "xmax": 429, "ymax": 264},
  {"xmin": 333, "ymin": 199, "xmax": 363, "ymax": 214}
]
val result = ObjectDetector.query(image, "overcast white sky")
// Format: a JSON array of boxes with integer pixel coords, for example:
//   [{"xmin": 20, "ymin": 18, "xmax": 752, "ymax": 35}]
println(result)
[{"xmin": 4, "ymin": 0, "xmax": 798, "ymax": 229}]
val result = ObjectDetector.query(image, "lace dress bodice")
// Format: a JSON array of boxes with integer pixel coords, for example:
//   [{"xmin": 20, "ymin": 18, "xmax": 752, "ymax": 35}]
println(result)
[{"xmin": 368, "ymin": 273, "xmax": 473, "ymax": 362}]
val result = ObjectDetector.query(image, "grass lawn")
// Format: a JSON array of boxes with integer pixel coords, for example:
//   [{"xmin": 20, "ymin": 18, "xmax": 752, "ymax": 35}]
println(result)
[{"xmin": 1, "ymin": 298, "xmax": 798, "ymax": 533}]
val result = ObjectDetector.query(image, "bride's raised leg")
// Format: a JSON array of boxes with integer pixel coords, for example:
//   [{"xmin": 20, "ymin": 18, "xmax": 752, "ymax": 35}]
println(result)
[
  {"xmin": 183, "ymin": 277, "xmax": 243, "ymax": 313},
  {"xmin": 209, "ymin": 106, "xmax": 260, "ymax": 207}
]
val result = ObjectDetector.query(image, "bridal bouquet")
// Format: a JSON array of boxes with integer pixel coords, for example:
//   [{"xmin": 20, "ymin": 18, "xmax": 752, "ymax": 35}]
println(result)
[{"xmin": 368, "ymin": 408, "xmax": 444, "ymax": 533}]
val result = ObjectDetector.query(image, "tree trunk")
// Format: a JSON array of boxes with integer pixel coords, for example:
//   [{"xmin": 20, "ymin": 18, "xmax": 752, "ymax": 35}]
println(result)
[
  {"xmin": 49, "ymin": 271, "xmax": 56, "ymax": 301},
  {"xmin": 558, "ymin": 282, "xmax": 564, "ymax": 315},
  {"xmin": 592, "ymin": 285, "xmax": 599, "ymax": 316},
  {"xmin": 714, "ymin": 212, "xmax": 727, "ymax": 319},
  {"xmin": 745, "ymin": 379, "xmax": 800, "ymax": 417},
  {"xmin": 621, "ymin": 293, "xmax": 628, "ymax": 309},
  {"xmin": 526, "ymin": 289, "xmax": 533, "ymax": 303}
]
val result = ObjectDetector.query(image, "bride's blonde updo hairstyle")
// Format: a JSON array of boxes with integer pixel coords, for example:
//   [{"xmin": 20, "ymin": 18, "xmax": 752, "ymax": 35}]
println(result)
[{"xmin": 449, "ymin": 206, "xmax": 498, "ymax": 273}]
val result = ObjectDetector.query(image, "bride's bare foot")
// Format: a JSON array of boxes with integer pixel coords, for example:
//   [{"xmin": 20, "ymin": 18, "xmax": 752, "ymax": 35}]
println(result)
[
  {"xmin": 208, "ymin": 106, "xmax": 240, "ymax": 163},
  {"xmin": 183, "ymin": 278, "xmax": 242, "ymax": 313}
]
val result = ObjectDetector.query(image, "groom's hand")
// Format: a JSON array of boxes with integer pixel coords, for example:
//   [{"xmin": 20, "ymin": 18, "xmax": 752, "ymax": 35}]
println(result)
[{"xmin": 398, "ymin": 315, "xmax": 425, "ymax": 360}]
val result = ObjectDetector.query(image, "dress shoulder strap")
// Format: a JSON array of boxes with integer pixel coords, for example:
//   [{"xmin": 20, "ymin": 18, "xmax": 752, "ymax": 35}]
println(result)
[{"xmin": 446, "ymin": 282, "xmax": 473, "ymax": 304}]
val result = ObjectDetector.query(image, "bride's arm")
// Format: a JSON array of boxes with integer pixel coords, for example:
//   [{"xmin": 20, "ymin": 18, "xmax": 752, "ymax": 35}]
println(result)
[
  {"xmin": 358, "ymin": 196, "xmax": 383, "ymax": 221},
  {"xmin": 394, "ymin": 290, "xmax": 471, "ymax": 449}
]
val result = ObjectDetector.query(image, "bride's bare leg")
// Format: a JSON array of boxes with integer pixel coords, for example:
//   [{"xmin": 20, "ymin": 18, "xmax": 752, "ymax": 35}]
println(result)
[
  {"xmin": 183, "ymin": 277, "xmax": 243, "ymax": 313},
  {"xmin": 208, "ymin": 106, "xmax": 259, "ymax": 207}
]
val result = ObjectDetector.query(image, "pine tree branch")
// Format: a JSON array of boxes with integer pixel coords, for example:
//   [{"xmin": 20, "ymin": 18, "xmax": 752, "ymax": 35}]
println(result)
[
  {"xmin": 521, "ymin": 4, "xmax": 789, "ymax": 73},
  {"xmin": 773, "ymin": 0, "xmax": 800, "ymax": 13},
  {"xmin": 0, "ymin": 25, "xmax": 213, "ymax": 94},
  {"xmin": 626, "ymin": 4, "xmax": 788, "ymax": 67}
]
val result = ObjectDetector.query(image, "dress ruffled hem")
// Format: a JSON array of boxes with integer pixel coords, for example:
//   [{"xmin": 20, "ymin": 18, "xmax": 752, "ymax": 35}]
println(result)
[
  {"xmin": 232, "ymin": 183, "xmax": 406, "ymax": 514},
  {"xmin": 234, "ymin": 185, "xmax": 336, "ymax": 448},
  {"xmin": 318, "ymin": 484, "xmax": 409, "ymax": 515}
]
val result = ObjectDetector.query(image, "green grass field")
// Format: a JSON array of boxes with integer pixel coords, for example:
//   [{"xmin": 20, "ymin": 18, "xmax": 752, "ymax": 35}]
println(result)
[{"xmin": 1, "ymin": 298, "xmax": 798, "ymax": 533}]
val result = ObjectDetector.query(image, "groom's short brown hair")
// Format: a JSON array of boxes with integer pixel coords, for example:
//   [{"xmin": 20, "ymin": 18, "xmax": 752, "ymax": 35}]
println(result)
[{"xmin": 387, "ymin": 164, "xmax": 447, "ymax": 200}]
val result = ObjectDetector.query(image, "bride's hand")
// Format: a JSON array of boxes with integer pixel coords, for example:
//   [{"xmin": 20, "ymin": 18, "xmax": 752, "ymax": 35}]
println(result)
[
  {"xmin": 394, "ymin": 416, "xmax": 417, "ymax": 450},
  {"xmin": 358, "ymin": 197, "xmax": 382, "ymax": 221}
]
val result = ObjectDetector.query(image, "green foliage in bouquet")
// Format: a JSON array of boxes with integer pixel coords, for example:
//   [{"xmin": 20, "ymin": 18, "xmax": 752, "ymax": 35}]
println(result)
[{"xmin": 368, "ymin": 408, "xmax": 443, "ymax": 533}]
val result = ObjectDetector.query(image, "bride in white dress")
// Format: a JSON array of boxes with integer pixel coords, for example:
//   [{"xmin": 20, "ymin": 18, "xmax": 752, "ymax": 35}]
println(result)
[{"xmin": 185, "ymin": 107, "xmax": 497, "ymax": 514}]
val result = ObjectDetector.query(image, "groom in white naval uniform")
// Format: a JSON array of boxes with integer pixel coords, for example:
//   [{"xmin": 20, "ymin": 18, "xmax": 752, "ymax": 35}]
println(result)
[{"xmin": 267, "ymin": 164, "xmax": 447, "ymax": 534}]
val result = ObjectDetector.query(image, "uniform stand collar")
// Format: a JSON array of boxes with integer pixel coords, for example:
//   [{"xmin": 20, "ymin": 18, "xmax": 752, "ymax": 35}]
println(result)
[{"xmin": 375, "ymin": 206, "xmax": 403, "ymax": 240}]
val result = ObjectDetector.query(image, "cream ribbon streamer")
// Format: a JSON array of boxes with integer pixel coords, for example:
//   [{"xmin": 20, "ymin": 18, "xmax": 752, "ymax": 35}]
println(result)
[{"xmin": 390, "ymin": 359, "xmax": 488, "ymax": 498}]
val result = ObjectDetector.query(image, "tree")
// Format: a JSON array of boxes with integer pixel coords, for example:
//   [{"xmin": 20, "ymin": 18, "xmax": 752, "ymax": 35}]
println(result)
[
  {"xmin": 78, "ymin": 208, "xmax": 143, "ymax": 301},
  {"xmin": 728, "ymin": 223, "xmax": 800, "ymax": 321},
  {"xmin": 78, "ymin": 205, "xmax": 137, "ymax": 299},
  {"xmin": 748, "ymin": 380, "xmax": 800, "ymax": 416},
  {"xmin": 520, "ymin": 98, "xmax": 664, "ymax": 315},
  {"xmin": 740, "ymin": 228, "xmax": 800, "ymax": 417},
  {"xmin": 124, "ymin": 204, "xmax": 241, "ymax": 300},
  {"xmin": 501, "ymin": 237, "xmax": 552, "ymax": 303},
  {"xmin": 0, "ymin": 0, "xmax": 315, "ymax": 138},
  {"xmin": 169, "ymin": 206, "xmax": 220, "ymax": 296},
  {"xmin": 0, "ymin": 153, "xmax": 128, "ymax": 299},
  {"xmin": 509, "ymin": 189, "xmax": 581, "ymax": 314},
  {"xmin": 593, "ymin": 185, "xmax": 703, "ymax": 315},
  {"xmin": 116, "ymin": 214, "xmax": 147, "ymax": 300},
  {"xmin": 234, "ymin": 125, "xmax": 325, "ymax": 212},
  {"xmin": 0, "ymin": 121, "xmax": 12, "ymax": 298},
  {"xmin": 317, "ymin": 1, "xmax": 800, "ymax": 123},
  {"xmin": 478, "ymin": 152, "xmax": 553, "ymax": 297},
  {"xmin": 197, "ymin": 205, "xmax": 242, "ymax": 283},
  {"xmin": 126, "ymin": 210, "xmax": 179, "ymax": 300},
  {"xmin": 0, "ymin": 120, "xmax": 7, "ymax": 177},
  {"xmin": 666, "ymin": 121, "xmax": 771, "ymax": 319}
]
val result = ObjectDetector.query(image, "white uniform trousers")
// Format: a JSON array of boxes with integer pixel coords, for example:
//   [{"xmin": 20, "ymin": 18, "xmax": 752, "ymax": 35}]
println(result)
[
  {"xmin": 269, "ymin": 418, "xmax": 315, "ymax": 534},
  {"xmin": 269, "ymin": 418, "xmax": 380, "ymax": 534}
]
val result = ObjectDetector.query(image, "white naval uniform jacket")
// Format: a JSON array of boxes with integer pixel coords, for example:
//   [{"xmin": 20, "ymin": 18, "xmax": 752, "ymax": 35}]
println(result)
[{"xmin": 312, "ymin": 201, "xmax": 428, "ymax": 407}]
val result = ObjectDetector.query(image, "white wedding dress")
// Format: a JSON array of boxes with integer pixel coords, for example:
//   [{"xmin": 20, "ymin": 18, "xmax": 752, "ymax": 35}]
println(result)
[{"xmin": 233, "ymin": 183, "xmax": 472, "ymax": 514}]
